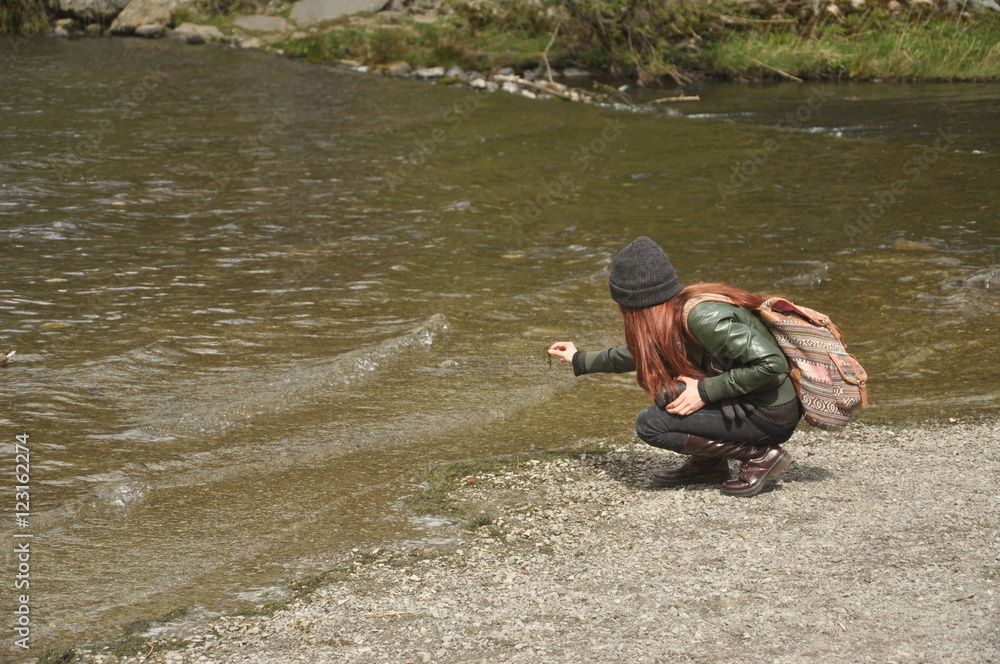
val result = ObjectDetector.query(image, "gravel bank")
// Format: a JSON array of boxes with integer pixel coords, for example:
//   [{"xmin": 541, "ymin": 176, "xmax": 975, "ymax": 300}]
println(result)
[{"xmin": 69, "ymin": 420, "xmax": 999, "ymax": 664}]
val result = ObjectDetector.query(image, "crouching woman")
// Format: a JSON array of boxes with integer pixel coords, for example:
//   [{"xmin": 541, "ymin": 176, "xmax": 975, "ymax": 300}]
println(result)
[{"xmin": 548, "ymin": 236, "xmax": 801, "ymax": 497}]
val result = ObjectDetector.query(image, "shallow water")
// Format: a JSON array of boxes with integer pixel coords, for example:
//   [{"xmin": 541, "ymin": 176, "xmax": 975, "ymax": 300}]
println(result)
[{"xmin": 0, "ymin": 37, "xmax": 997, "ymax": 652}]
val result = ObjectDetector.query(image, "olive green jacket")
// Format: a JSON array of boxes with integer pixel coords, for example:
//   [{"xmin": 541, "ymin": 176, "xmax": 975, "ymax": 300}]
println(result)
[{"xmin": 575, "ymin": 301, "xmax": 798, "ymax": 408}]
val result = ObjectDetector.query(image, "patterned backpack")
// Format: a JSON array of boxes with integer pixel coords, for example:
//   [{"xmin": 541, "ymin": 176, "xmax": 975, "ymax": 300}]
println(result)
[{"xmin": 683, "ymin": 294, "xmax": 869, "ymax": 431}]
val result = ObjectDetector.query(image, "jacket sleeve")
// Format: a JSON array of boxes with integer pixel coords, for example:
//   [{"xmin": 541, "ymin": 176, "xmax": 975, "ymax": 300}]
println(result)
[
  {"xmin": 573, "ymin": 345, "xmax": 635, "ymax": 375},
  {"xmin": 687, "ymin": 303, "xmax": 789, "ymax": 403}
]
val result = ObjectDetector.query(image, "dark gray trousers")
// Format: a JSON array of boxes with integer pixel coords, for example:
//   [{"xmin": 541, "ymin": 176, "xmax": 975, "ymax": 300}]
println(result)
[{"xmin": 634, "ymin": 403, "xmax": 797, "ymax": 454}]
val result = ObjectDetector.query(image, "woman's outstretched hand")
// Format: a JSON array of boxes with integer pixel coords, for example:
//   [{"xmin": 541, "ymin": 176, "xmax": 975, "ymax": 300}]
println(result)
[
  {"xmin": 547, "ymin": 341, "xmax": 578, "ymax": 363},
  {"xmin": 665, "ymin": 376, "xmax": 705, "ymax": 416}
]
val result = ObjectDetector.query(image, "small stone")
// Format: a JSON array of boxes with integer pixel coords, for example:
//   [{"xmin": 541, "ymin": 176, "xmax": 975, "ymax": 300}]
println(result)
[
  {"xmin": 414, "ymin": 66, "xmax": 445, "ymax": 79},
  {"xmin": 168, "ymin": 22, "xmax": 224, "ymax": 45},
  {"xmin": 387, "ymin": 61, "xmax": 412, "ymax": 77},
  {"xmin": 561, "ymin": 66, "xmax": 591, "ymax": 77},
  {"xmin": 501, "ymin": 81, "xmax": 520, "ymax": 94},
  {"xmin": 134, "ymin": 23, "xmax": 167, "ymax": 38},
  {"xmin": 497, "ymin": 66, "xmax": 515, "ymax": 76},
  {"xmin": 445, "ymin": 65, "xmax": 465, "ymax": 78},
  {"xmin": 469, "ymin": 77, "xmax": 488, "ymax": 89},
  {"xmin": 239, "ymin": 36, "xmax": 263, "ymax": 49}
]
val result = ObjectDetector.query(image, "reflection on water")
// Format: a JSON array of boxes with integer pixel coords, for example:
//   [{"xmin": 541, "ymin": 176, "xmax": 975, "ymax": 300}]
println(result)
[{"xmin": 0, "ymin": 37, "xmax": 997, "ymax": 652}]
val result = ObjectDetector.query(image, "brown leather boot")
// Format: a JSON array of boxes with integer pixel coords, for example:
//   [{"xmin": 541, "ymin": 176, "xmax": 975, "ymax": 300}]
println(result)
[
  {"xmin": 651, "ymin": 455, "xmax": 730, "ymax": 487},
  {"xmin": 669, "ymin": 435, "xmax": 791, "ymax": 497},
  {"xmin": 721, "ymin": 447, "xmax": 792, "ymax": 497}
]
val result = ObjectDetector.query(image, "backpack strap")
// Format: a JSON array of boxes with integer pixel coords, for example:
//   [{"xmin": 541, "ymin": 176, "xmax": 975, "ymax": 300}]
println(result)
[
  {"xmin": 681, "ymin": 294, "xmax": 737, "ymax": 347},
  {"xmin": 759, "ymin": 297, "xmax": 847, "ymax": 346}
]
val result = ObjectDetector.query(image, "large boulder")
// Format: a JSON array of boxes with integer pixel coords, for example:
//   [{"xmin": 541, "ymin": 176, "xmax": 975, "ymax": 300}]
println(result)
[
  {"xmin": 290, "ymin": 0, "xmax": 391, "ymax": 26},
  {"xmin": 49, "ymin": 0, "xmax": 197, "ymax": 25},
  {"xmin": 49, "ymin": 0, "xmax": 132, "ymax": 22},
  {"xmin": 110, "ymin": 0, "xmax": 170, "ymax": 33},
  {"xmin": 969, "ymin": 0, "xmax": 1000, "ymax": 12},
  {"xmin": 233, "ymin": 14, "xmax": 290, "ymax": 32}
]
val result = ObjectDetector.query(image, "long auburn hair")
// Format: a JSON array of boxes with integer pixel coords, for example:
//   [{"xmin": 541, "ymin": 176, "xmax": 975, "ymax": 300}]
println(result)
[{"xmin": 620, "ymin": 282, "xmax": 771, "ymax": 401}]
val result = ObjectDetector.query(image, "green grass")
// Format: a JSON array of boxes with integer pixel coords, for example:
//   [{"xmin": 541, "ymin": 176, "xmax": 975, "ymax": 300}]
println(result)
[
  {"xmin": 269, "ymin": 2, "xmax": 1000, "ymax": 83},
  {"xmin": 276, "ymin": 17, "xmax": 566, "ymax": 72},
  {"xmin": 705, "ymin": 18, "xmax": 1000, "ymax": 81},
  {"xmin": 0, "ymin": 0, "xmax": 50, "ymax": 34}
]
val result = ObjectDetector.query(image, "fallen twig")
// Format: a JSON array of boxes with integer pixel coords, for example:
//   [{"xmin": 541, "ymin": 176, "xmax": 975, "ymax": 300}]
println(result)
[
  {"xmin": 717, "ymin": 13, "xmax": 798, "ymax": 26},
  {"xmin": 651, "ymin": 95, "xmax": 700, "ymax": 103},
  {"xmin": 750, "ymin": 58, "xmax": 803, "ymax": 83}
]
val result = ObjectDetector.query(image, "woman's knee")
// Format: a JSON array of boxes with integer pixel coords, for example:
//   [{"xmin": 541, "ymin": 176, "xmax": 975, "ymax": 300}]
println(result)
[
  {"xmin": 634, "ymin": 406, "xmax": 664, "ymax": 443},
  {"xmin": 634, "ymin": 407, "xmax": 686, "ymax": 452}
]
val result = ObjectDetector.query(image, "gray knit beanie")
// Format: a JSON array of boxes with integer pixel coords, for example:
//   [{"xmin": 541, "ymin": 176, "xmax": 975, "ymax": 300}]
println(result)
[{"xmin": 608, "ymin": 236, "xmax": 683, "ymax": 308}]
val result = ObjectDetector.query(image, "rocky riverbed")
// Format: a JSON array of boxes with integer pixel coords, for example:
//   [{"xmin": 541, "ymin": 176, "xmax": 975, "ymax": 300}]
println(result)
[{"xmin": 58, "ymin": 419, "xmax": 999, "ymax": 664}]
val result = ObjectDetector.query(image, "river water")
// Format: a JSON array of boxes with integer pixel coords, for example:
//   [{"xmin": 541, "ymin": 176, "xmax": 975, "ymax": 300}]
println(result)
[{"xmin": 0, "ymin": 37, "xmax": 997, "ymax": 653}]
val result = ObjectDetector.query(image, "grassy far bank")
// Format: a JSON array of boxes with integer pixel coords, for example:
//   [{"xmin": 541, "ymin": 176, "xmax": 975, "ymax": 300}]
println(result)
[
  {"xmin": 0, "ymin": 0, "xmax": 50, "ymax": 34},
  {"xmin": 6, "ymin": 0, "xmax": 1000, "ymax": 81},
  {"xmin": 706, "ymin": 16, "xmax": 1000, "ymax": 80},
  {"xmin": 264, "ymin": 0, "xmax": 999, "ymax": 83}
]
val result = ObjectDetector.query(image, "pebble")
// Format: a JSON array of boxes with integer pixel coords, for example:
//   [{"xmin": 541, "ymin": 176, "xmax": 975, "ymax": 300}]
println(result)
[
  {"xmin": 387, "ymin": 62, "xmax": 412, "ymax": 77},
  {"xmin": 414, "ymin": 66, "xmax": 445, "ymax": 79}
]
